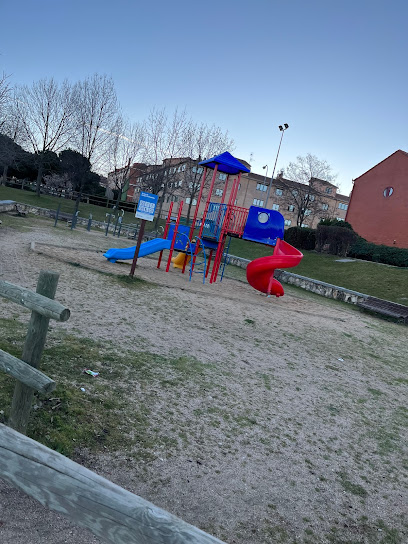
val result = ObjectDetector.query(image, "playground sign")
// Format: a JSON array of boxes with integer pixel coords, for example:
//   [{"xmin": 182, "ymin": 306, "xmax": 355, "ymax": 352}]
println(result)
[{"xmin": 135, "ymin": 192, "xmax": 158, "ymax": 222}]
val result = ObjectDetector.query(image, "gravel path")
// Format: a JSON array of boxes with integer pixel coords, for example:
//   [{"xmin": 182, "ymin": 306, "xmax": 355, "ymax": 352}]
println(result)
[{"xmin": 0, "ymin": 216, "xmax": 407, "ymax": 544}]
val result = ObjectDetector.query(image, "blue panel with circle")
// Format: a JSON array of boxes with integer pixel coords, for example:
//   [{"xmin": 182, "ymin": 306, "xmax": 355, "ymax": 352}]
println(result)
[{"xmin": 242, "ymin": 206, "xmax": 285, "ymax": 246}]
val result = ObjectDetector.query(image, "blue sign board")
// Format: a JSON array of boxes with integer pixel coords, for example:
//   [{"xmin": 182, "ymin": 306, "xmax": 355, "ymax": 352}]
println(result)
[{"xmin": 135, "ymin": 191, "xmax": 159, "ymax": 222}]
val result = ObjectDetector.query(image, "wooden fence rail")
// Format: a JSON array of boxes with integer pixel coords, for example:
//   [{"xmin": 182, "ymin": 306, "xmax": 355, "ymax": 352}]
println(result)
[
  {"xmin": 0, "ymin": 280, "xmax": 70, "ymax": 321},
  {"xmin": 0, "ymin": 349, "xmax": 56, "ymax": 393},
  {"xmin": 0, "ymin": 271, "xmax": 70, "ymax": 433},
  {"xmin": 0, "ymin": 424, "xmax": 226, "ymax": 544}
]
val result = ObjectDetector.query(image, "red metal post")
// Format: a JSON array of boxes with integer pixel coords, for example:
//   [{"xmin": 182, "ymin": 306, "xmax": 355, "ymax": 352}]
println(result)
[
  {"xmin": 220, "ymin": 174, "xmax": 229, "ymax": 205},
  {"xmin": 166, "ymin": 201, "xmax": 184, "ymax": 273},
  {"xmin": 157, "ymin": 202, "xmax": 174, "ymax": 269},
  {"xmin": 190, "ymin": 165, "xmax": 219, "ymax": 276},
  {"xmin": 197, "ymin": 164, "xmax": 218, "ymax": 241},
  {"xmin": 205, "ymin": 249, "xmax": 213, "ymax": 278},
  {"xmin": 188, "ymin": 167, "xmax": 207, "ymax": 241}
]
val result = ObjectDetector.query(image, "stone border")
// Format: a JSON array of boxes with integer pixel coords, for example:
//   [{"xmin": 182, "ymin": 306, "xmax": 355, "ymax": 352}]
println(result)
[{"xmin": 225, "ymin": 254, "xmax": 368, "ymax": 304}]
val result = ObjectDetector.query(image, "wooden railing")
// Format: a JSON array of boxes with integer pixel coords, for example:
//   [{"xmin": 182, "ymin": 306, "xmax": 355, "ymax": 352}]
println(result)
[
  {"xmin": 0, "ymin": 270, "xmax": 70, "ymax": 434},
  {"xmin": 0, "ymin": 273, "xmax": 227, "ymax": 542},
  {"xmin": 0, "ymin": 424, "xmax": 226, "ymax": 543}
]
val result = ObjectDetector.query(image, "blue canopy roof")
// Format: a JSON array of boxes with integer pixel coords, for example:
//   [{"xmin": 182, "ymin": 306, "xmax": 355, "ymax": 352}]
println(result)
[{"xmin": 199, "ymin": 151, "xmax": 250, "ymax": 175}]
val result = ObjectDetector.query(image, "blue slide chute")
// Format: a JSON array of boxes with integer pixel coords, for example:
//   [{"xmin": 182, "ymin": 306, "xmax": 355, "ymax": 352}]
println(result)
[{"xmin": 103, "ymin": 238, "xmax": 171, "ymax": 263}]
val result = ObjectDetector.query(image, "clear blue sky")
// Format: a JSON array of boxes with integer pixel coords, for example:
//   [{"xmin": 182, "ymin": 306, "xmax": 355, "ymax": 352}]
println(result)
[{"xmin": 2, "ymin": 0, "xmax": 407, "ymax": 195}]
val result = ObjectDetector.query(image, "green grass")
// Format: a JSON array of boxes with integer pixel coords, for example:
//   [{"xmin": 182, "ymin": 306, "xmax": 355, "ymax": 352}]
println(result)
[
  {"xmin": 0, "ymin": 317, "xmax": 217, "ymax": 458},
  {"xmin": 227, "ymin": 238, "xmax": 408, "ymax": 304},
  {"xmin": 0, "ymin": 186, "xmax": 138, "ymax": 224}
]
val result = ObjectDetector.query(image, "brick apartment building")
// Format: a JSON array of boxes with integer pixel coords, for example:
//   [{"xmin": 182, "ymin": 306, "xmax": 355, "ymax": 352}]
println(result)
[
  {"xmin": 346, "ymin": 150, "xmax": 408, "ymax": 248},
  {"xmin": 120, "ymin": 157, "xmax": 350, "ymax": 228}
]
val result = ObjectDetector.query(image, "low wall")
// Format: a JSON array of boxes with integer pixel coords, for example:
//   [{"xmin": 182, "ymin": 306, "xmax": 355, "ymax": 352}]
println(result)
[
  {"xmin": 225, "ymin": 254, "xmax": 368, "ymax": 305},
  {"xmin": 0, "ymin": 200, "xmax": 17, "ymax": 212}
]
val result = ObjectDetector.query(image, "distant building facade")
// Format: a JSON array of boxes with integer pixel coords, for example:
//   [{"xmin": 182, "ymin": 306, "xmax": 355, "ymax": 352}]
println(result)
[
  {"xmin": 122, "ymin": 157, "xmax": 350, "ymax": 228},
  {"xmin": 346, "ymin": 150, "xmax": 408, "ymax": 248}
]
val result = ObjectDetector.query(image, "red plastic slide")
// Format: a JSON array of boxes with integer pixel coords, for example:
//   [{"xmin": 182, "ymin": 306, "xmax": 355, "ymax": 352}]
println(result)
[{"xmin": 246, "ymin": 238, "xmax": 303, "ymax": 297}]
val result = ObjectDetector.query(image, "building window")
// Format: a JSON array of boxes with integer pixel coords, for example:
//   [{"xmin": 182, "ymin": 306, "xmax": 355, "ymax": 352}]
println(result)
[
  {"xmin": 256, "ymin": 183, "xmax": 267, "ymax": 192},
  {"xmin": 383, "ymin": 187, "xmax": 394, "ymax": 197},
  {"xmin": 215, "ymin": 189, "xmax": 223, "ymax": 196},
  {"xmin": 284, "ymin": 219, "xmax": 292, "ymax": 226},
  {"xmin": 272, "ymin": 204, "xmax": 279, "ymax": 211},
  {"xmin": 178, "ymin": 180, "xmax": 183, "ymax": 187},
  {"xmin": 301, "ymin": 223, "xmax": 308, "ymax": 228},
  {"xmin": 275, "ymin": 188, "xmax": 283, "ymax": 196},
  {"xmin": 234, "ymin": 199, "xmax": 238, "ymax": 205},
  {"xmin": 182, "ymin": 164, "xmax": 186, "ymax": 171},
  {"xmin": 238, "ymin": 183, "xmax": 241, "ymax": 190},
  {"xmin": 219, "ymin": 173, "xmax": 227, "ymax": 181},
  {"xmin": 292, "ymin": 189, "xmax": 298, "ymax": 197},
  {"xmin": 338, "ymin": 202, "xmax": 348, "ymax": 210},
  {"xmin": 186, "ymin": 197, "xmax": 191, "ymax": 204},
  {"xmin": 306, "ymin": 194, "xmax": 315, "ymax": 201},
  {"xmin": 253, "ymin": 198, "xmax": 264, "ymax": 206},
  {"xmin": 322, "ymin": 203, "xmax": 329, "ymax": 210},
  {"xmin": 192, "ymin": 166, "xmax": 197, "ymax": 173},
  {"xmin": 325, "ymin": 187, "xmax": 332, "ymax": 194},
  {"xmin": 304, "ymin": 209, "xmax": 312, "ymax": 216},
  {"xmin": 288, "ymin": 205, "xmax": 295, "ymax": 212},
  {"xmin": 192, "ymin": 198, "xmax": 197, "ymax": 205},
  {"xmin": 336, "ymin": 217, "xmax": 344, "ymax": 221},
  {"xmin": 198, "ymin": 167, "xmax": 203, "ymax": 174}
]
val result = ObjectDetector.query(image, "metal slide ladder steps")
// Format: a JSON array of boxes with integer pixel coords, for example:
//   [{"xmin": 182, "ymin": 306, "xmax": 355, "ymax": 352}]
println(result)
[{"xmin": 175, "ymin": 233, "xmax": 207, "ymax": 283}]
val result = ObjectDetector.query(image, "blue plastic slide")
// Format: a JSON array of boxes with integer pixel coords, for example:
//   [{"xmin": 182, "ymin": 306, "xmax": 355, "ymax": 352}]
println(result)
[{"xmin": 103, "ymin": 238, "xmax": 171, "ymax": 263}]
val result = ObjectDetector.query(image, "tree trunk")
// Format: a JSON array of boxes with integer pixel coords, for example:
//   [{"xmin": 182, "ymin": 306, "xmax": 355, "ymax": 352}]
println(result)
[
  {"xmin": 1, "ymin": 165, "xmax": 8, "ymax": 185},
  {"xmin": 36, "ymin": 162, "xmax": 44, "ymax": 197},
  {"xmin": 186, "ymin": 200, "xmax": 193, "ymax": 225},
  {"xmin": 154, "ymin": 195, "xmax": 165, "ymax": 228}
]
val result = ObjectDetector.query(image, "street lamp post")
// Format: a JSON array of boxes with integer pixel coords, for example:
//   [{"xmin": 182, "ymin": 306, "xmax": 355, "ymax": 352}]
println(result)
[
  {"xmin": 262, "ymin": 164, "xmax": 268, "ymax": 203},
  {"xmin": 265, "ymin": 123, "xmax": 289, "ymax": 208}
]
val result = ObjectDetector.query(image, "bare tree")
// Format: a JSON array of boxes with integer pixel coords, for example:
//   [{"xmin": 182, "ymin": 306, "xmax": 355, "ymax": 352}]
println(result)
[
  {"xmin": 281, "ymin": 154, "xmax": 337, "ymax": 226},
  {"xmin": 73, "ymin": 74, "xmax": 119, "ymax": 171},
  {"xmin": 179, "ymin": 121, "xmax": 234, "ymax": 222},
  {"xmin": 136, "ymin": 110, "xmax": 235, "ymax": 224},
  {"xmin": 107, "ymin": 115, "xmax": 145, "ymax": 207},
  {"xmin": 0, "ymin": 92, "xmax": 28, "ymax": 185},
  {"xmin": 138, "ymin": 108, "xmax": 190, "ymax": 223},
  {"xmin": 0, "ymin": 72, "xmax": 11, "ymax": 131},
  {"xmin": 43, "ymin": 172, "xmax": 72, "ymax": 193},
  {"xmin": 14, "ymin": 78, "xmax": 77, "ymax": 195}
]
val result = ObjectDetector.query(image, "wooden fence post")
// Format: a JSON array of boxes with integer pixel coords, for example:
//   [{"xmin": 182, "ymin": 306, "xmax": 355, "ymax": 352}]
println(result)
[{"xmin": 9, "ymin": 271, "xmax": 60, "ymax": 434}]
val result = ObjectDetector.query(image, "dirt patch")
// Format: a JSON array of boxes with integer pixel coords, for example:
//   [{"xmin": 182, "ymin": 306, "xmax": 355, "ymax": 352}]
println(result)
[{"xmin": 0, "ymin": 218, "xmax": 407, "ymax": 544}]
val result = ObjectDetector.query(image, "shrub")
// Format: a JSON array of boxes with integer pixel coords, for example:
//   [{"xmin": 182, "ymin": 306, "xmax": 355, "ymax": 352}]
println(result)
[
  {"xmin": 316, "ymin": 225, "xmax": 358, "ymax": 256},
  {"xmin": 284, "ymin": 226, "xmax": 316, "ymax": 250},
  {"xmin": 348, "ymin": 238, "xmax": 408, "ymax": 267},
  {"xmin": 318, "ymin": 218, "xmax": 354, "ymax": 229}
]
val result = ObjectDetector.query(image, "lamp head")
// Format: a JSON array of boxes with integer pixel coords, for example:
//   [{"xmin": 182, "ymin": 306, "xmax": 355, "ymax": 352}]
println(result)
[
  {"xmin": 262, "ymin": 165, "xmax": 267, "ymax": 169},
  {"xmin": 279, "ymin": 125, "xmax": 283, "ymax": 131},
  {"xmin": 284, "ymin": 123, "xmax": 289, "ymax": 129}
]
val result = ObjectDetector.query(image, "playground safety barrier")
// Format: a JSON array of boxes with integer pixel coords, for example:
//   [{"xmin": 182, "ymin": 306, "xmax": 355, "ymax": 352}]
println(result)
[
  {"xmin": 0, "ymin": 424, "xmax": 226, "ymax": 543},
  {"xmin": 0, "ymin": 271, "xmax": 70, "ymax": 434}
]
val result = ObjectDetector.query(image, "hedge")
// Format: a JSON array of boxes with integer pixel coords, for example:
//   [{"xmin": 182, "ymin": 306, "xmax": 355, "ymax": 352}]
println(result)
[
  {"xmin": 316, "ymin": 225, "xmax": 358, "ymax": 256},
  {"xmin": 348, "ymin": 238, "xmax": 408, "ymax": 267},
  {"xmin": 284, "ymin": 226, "xmax": 316, "ymax": 250}
]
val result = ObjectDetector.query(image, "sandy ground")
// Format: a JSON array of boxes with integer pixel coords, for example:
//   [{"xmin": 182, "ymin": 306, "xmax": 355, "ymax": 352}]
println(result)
[{"xmin": 0, "ymin": 215, "xmax": 407, "ymax": 544}]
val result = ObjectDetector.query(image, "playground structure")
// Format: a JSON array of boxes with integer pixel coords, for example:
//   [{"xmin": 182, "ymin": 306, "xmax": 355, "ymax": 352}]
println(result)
[{"xmin": 104, "ymin": 152, "xmax": 303, "ymax": 297}]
